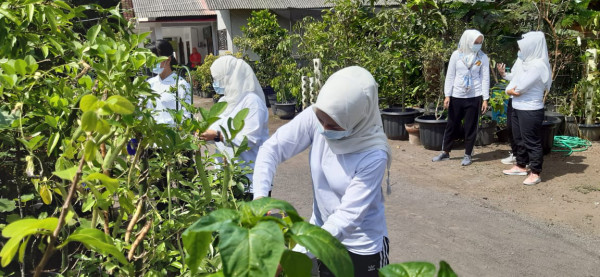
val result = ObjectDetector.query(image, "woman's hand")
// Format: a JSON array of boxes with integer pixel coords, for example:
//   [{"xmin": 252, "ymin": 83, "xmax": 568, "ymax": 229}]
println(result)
[
  {"xmin": 481, "ymin": 100, "xmax": 488, "ymax": 113},
  {"xmin": 506, "ymin": 87, "xmax": 521, "ymax": 96},
  {"xmin": 497, "ymin": 63, "xmax": 506, "ymax": 78},
  {"xmin": 199, "ymin": 129, "xmax": 218, "ymax": 141},
  {"xmin": 443, "ymin": 96, "xmax": 450, "ymax": 109}
]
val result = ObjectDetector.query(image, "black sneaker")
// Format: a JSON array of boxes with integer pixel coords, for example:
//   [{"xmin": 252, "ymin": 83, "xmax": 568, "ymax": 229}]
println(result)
[{"xmin": 432, "ymin": 152, "xmax": 450, "ymax": 162}]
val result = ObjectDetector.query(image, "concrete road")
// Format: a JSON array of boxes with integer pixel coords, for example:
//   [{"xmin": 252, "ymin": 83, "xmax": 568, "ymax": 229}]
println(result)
[{"xmin": 270, "ymin": 147, "xmax": 600, "ymax": 277}]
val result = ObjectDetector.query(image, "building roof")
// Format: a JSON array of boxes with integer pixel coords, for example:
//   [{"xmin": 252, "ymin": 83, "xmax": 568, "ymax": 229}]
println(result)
[
  {"xmin": 132, "ymin": 0, "xmax": 216, "ymax": 18},
  {"xmin": 205, "ymin": 0, "xmax": 393, "ymax": 10}
]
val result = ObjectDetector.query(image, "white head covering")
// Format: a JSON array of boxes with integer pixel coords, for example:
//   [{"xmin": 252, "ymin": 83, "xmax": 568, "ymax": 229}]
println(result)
[
  {"xmin": 210, "ymin": 55, "xmax": 265, "ymax": 116},
  {"xmin": 313, "ymin": 66, "xmax": 392, "ymax": 194},
  {"xmin": 517, "ymin": 31, "xmax": 552, "ymax": 91},
  {"xmin": 457, "ymin": 29, "xmax": 484, "ymax": 68}
]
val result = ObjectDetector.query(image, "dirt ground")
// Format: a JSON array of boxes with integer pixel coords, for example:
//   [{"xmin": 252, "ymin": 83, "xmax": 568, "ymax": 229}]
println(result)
[{"xmin": 194, "ymin": 95, "xmax": 600, "ymax": 238}]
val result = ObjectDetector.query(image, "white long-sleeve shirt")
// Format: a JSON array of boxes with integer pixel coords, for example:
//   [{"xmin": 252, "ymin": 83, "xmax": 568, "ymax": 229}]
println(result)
[
  {"xmin": 210, "ymin": 93, "xmax": 269, "ymax": 189},
  {"xmin": 444, "ymin": 50, "xmax": 490, "ymax": 100},
  {"xmin": 147, "ymin": 73, "xmax": 192, "ymax": 126},
  {"xmin": 506, "ymin": 68, "xmax": 545, "ymax": 111},
  {"xmin": 253, "ymin": 108, "xmax": 388, "ymax": 255}
]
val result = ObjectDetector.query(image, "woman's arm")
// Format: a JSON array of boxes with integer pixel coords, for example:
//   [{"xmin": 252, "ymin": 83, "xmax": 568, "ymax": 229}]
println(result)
[
  {"xmin": 444, "ymin": 51, "xmax": 458, "ymax": 98},
  {"xmin": 481, "ymin": 55, "xmax": 490, "ymax": 100},
  {"xmin": 252, "ymin": 108, "xmax": 316, "ymax": 198}
]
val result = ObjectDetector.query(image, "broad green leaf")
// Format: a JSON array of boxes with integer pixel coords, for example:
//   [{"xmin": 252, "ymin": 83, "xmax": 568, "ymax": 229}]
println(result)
[
  {"xmin": 18, "ymin": 236, "xmax": 30, "ymax": 263},
  {"xmin": 26, "ymin": 4, "xmax": 34, "ymax": 22},
  {"xmin": 47, "ymin": 37, "xmax": 64, "ymax": 55},
  {"xmin": 0, "ymin": 62, "xmax": 15, "ymax": 75},
  {"xmin": 183, "ymin": 209, "xmax": 239, "ymax": 275},
  {"xmin": 0, "ymin": 218, "xmax": 58, "ymax": 267},
  {"xmin": 14, "ymin": 60, "xmax": 27, "ymax": 76},
  {"xmin": 47, "ymin": 132, "xmax": 60, "ymax": 156},
  {"xmin": 106, "ymin": 95, "xmax": 135, "ymax": 115},
  {"xmin": 208, "ymin": 102, "xmax": 227, "ymax": 118},
  {"xmin": 52, "ymin": 166, "xmax": 78, "ymax": 181},
  {"xmin": 41, "ymin": 45, "xmax": 49, "ymax": 58},
  {"xmin": 61, "ymin": 228, "xmax": 129, "ymax": 265},
  {"xmin": 0, "ymin": 74, "xmax": 17, "ymax": 89},
  {"xmin": 95, "ymin": 119, "xmax": 110, "ymax": 135},
  {"xmin": 84, "ymin": 173, "xmax": 118, "ymax": 194},
  {"xmin": 239, "ymin": 197, "xmax": 303, "ymax": 225},
  {"xmin": 378, "ymin": 262, "xmax": 437, "ymax": 277},
  {"xmin": 18, "ymin": 135, "xmax": 43, "ymax": 151},
  {"xmin": 53, "ymin": 0, "xmax": 72, "ymax": 10},
  {"xmin": 0, "ymin": 7, "xmax": 19, "ymax": 23},
  {"xmin": 437, "ymin": 261, "xmax": 458, "ymax": 277},
  {"xmin": 280, "ymin": 249, "xmax": 312, "ymax": 277},
  {"xmin": 45, "ymin": 7, "xmax": 58, "ymax": 33},
  {"xmin": 39, "ymin": 185, "xmax": 52, "ymax": 205},
  {"xmin": 289, "ymin": 222, "xmax": 353, "ymax": 277},
  {"xmin": 233, "ymin": 108, "xmax": 249, "ymax": 130},
  {"xmin": 78, "ymin": 75, "xmax": 93, "ymax": 90},
  {"xmin": 219, "ymin": 221, "xmax": 285, "ymax": 277},
  {"xmin": 81, "ymin": 111, "xmax": 97, "ymax": 132},
  {"xmin": 86, "ymin": 25, "xmax": 101, "ymax": 44},
  {"xmin": 83, "ymin": 140, "xmax": 97, "ymax": 162},
  {"xmin": 80, "ymin": 95, "xmax": 98, "ymax": 112},
  {"xmin": 0, "ymin": 198, "xmax": 16, "ymax": 212},
  {"xmin": 44, "ymin": 115, "xmax": 57, "ymax": 128}
]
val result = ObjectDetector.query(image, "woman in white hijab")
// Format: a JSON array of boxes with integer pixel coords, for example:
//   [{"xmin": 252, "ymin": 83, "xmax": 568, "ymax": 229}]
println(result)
[
  {"xmin": 198, "ymin": 55, "xmax": 269, "ymax": 198},
  {"xmin": 501, "ymin": 31, "xmax": 551, "ymax": 186},
  {"xmin": 432, "ymin": 29, "xmax": 490, "ymax": 166},
  {"xmin": 252, "ymin": 66, "xmax": 390, "ymax": 276}
]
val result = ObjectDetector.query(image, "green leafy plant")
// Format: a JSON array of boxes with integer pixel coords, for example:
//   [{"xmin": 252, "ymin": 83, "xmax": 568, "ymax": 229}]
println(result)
[
  {"xmin": 379, "ymin": 260, "xmax": 457, "ymax": 277},
  {"xmin": 182, "ymin": 197, "xmax": 353, "ymax": 277}
]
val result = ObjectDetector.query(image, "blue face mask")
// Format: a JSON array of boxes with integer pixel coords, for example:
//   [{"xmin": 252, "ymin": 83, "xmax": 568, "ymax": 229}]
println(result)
[
  {"xmin": 471, "ymin": 44, "xmax": 482, "ymax": 52},
  {"xmin": 152, "ymin": 62, "xmax": 164, "ymax": 75},
  {"xmin": 517, "ymin": 51, "xmax": 524, "ymax": 61},
  {"xmin": 212, "ymin": 81, "xmax": 225, "ymax": 95},
  {"xmin": 317, "ymin": 123, "xmax": 351, "ymax": 140}
]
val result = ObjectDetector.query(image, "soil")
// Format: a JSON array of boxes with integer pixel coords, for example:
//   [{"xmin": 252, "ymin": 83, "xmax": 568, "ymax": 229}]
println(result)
[{"xmin": 194, "ymin": 96, "xmax": 600, "ymax": 276}]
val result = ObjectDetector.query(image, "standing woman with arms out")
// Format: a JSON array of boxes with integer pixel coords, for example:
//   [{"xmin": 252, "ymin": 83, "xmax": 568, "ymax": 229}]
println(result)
[
  {"xmin": 432, "ymin": 29, "xmax": 490, "ymax": 166},
  {"xmin": 502, "ymin": 31, "xmax": 551, "ymax": 185},
  {"xmin": 198, "ymin": 56, "xmax": 269, "ymax": 199},
  {"xmin": 253, "ymin": 66, "xmax": 390, "ymax": 276},
  {"xmin": 147, "ymin": 40, "xmax": 192, "ymax": 126}
]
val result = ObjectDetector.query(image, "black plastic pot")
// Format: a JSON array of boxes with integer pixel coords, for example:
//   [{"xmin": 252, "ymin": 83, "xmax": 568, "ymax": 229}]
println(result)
[
  {"xmin": 475, "ymin": 120, "xmax": 497, "ymax": 146},
  {"xmin": 496, "ymin": 127, "xmax": 510, "ymax": 143},
  {"xmin": 544, "ymin": 111, "xmax": 565, "ymax": 135},
  {"xmin": 262, "ymin": 86, "xmax": 275, "ymax": 108},
  {"xmin": 380, "ymin": 108, "xmax": 422, "ymax": 140},
  {"xmin": 578, "ymin": 123, "xmax": 600, "ymax": 141},
  {"xmin": 415, "ymin": 115, "xmax": 447, "ymax": 151},
  {"xmin": 273, "ymin": 102, "xmax": 296, "ymax": 119},
  {"xmin": 542, "ymin": 116, "xmax": 561, "ymax": 155}
]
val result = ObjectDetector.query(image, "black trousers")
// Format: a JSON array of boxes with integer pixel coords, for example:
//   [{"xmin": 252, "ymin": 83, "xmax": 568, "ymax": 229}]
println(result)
[
  {"xmin": 506, "ymin": 98, "xmax": 517, "ymax": 154},
  {"xmin": 318, "ymin": 237, "xmax": 389, "ymax": 277},
  {"xmin": 512, "ymin": 108, "xmax": 544, "ymax": 174},
  {"xmin": 442, "ymin": 96, "xmax": 482, "ymax": 156}
]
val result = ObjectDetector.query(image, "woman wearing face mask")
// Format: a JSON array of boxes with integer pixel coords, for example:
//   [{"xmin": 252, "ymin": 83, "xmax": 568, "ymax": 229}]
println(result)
[
  {"xmin": 252, "ymin": 66, "xmax": 390, "ymax": 276},
  {"xmin": 432, "ymin": 29, "xmax": 490, "ymax": 166},
  {"xmin": 198, "ymin": 56, "xmax": 269, "ymax": 199},
  {"xmin": 146, "ymin": 40, "xmax": 192, "ymax": 126},
  {"xmin": 501, "ymin": 31, "xmax": 551, "ymax": 186}
]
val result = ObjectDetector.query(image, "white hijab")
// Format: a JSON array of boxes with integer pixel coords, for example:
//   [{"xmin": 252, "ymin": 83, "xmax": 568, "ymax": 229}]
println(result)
[
  {"xmin": 313, "ymin": 66, "xmax": 392, "ymax": 194},
  {"xmin": 210, "ymin": 55, "xmax": 265, "ymax": 116},
  {"xmin": 458, "ymin": 29, "xmax": 484, "ymax": 67},
  {"xmin": 517, "ymin": 31, "xmax": 552, "ymax": 91}
]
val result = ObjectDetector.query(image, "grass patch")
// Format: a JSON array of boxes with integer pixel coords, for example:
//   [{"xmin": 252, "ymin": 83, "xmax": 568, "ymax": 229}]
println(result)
[{"xmin": 574, "ymin": 184, "xmax": 600, "ymax": 194}]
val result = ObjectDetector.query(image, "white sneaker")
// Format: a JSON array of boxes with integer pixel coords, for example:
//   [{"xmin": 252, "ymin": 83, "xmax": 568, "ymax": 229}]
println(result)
[{"xmin": 501, "ymin": 153, "xmax": 516, "ymax": 165}]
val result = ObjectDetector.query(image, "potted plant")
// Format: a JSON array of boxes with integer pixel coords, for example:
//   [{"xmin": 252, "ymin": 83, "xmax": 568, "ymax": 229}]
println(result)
[
  {"xmin": 475, "ymin": 114, "xmax": 497, "ymax": 146},
  {"xmin": 489, "ymin": 79, "xmax": 510, "ymax": 142},
  {"xmin": 192, "ymin": 53, "xmax": 218, "ymax": 98},
  {"xmin": 577, "ymin": 48, "xmax": 600, "ymax": 141},
  {"xmin": 270, "ymin": 58, "xmax": 300, "ymax": 119},
  {"xmin": 234, "ymin": 10, "xmax": 288, "ymax": 107}
]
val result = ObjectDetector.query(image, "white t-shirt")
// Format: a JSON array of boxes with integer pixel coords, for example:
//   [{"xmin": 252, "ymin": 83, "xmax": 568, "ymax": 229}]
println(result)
[
  {"xmin": 506, "ymin": 68, "xmax": 545, "ymax": 111},
  {"xmin": 210, "ymin": 93, "xmax": 269, "ymax": 187},
  {"xmin": 445, "ymin": 50, "xmax": 490, "ymax": 100},
  {"xmin": 147, "ymin": 73, "xmax": 192, "ymax": 125},
  {"xmin": 253, "ymin": 108, "xmax": 388, "ymax": 255}
]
